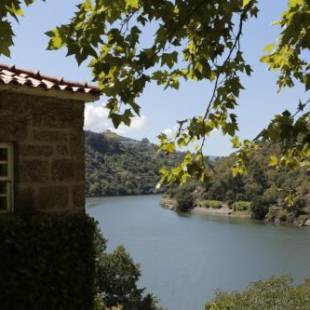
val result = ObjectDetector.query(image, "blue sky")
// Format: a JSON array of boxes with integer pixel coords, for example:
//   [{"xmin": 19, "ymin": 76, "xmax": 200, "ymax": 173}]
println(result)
[{"xmin": 1, "ymin": 0, "xmax": 306, "ymax": 156}]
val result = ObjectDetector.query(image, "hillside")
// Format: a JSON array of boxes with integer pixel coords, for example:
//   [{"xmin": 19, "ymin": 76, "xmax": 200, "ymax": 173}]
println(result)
[
  {"xmin": 85, "ymin": 131, "xmax": 309, "ymax": 225},
  {"xmin": 85, "ymin": 130, "xmax": 184, "ymax": 197},
  {"xmin": 164, "ymin": 143, "xmax": 310, "ymax": 226}
]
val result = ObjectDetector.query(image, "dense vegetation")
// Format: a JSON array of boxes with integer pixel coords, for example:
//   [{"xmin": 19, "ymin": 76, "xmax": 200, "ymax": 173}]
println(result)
[
  {"xmin": 205, "ymin": 276, "xmax": 310, "ymax": 310},
  {"xmin": 0, "ymin": 214, "xmax": 96, "ymax": 310},
  {"xmin": 166, "ymin": 143, "xmax": 310, "ymax": 224},
  {"xmin": 85, "ymin": 130, "xmax": 184, "ymax": 197},
  {"xmin": 94, "ymin": 227, "xmax": 163, "ymax": 310},
  {"xmin": 44, "ymin": 0, "xmax": 309, "ymax": 187},
  {"xmin": 1, "ymin": 2, "xmax": 309, "ymax": 309},
  {"xmin": 86, "ymin": 132, "xmax": 309, "ymax": 224},
  {"xmin": 0, "ymin": 213, "xmax": 162, "ymax": 310}
]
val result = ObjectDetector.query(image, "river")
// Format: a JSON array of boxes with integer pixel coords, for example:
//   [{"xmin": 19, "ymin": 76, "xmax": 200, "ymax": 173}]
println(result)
[{"xmin": 87, "ymin": 195, "xmax": 310, "ymax": 310}]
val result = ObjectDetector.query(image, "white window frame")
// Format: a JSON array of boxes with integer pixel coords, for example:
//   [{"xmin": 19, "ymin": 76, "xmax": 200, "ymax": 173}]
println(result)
[{"xmin": 0, "ymin": 143, "xmax": 14, "ymax": 213}]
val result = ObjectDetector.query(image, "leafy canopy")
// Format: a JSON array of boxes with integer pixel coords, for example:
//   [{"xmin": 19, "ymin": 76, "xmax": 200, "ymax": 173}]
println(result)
[
  {"xmin": 205, "ymin": 275, "xmax": 310, "ymax": 310},
  {"xmin": 1, "ymin": 0, "xmax": 309, "ymax": 190},
  {"xmin": 0, "ymin": 0, "xmax": 42, "ymax": 56},
  {"xmin": 47, "ymin": 0, "xmax": 259, "ymax": 185}
]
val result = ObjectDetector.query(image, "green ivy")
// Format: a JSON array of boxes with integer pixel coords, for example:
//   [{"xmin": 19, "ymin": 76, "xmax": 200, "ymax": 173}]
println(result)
[{"xmin": 0, "ymin": 214, "xmax": 96, "ymax": 310}]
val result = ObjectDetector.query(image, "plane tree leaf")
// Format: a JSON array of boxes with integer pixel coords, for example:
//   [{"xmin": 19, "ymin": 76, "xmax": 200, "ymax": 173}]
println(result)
[{"xmin": 1, "ymin": 0, "xmax": 308, "ymax": 195}]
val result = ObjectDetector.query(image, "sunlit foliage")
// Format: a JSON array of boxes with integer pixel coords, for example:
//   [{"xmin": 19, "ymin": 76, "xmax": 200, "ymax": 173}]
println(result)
[
  {"xmin": 1, "ymin": 0, "xmax": 309, "ymax": 193},
  {"xmin": 205, "ymin": 276, "xmax": 310, "ymax": 310}
]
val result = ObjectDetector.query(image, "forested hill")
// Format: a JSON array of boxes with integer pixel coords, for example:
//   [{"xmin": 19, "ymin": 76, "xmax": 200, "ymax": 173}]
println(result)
[
  {"xmin": 165, "ymin": 143, "xmax": 310, "ymax": 225},
  {"xmin": 85, "ymin": 130, "xmax": 185, "ymax": 197}
]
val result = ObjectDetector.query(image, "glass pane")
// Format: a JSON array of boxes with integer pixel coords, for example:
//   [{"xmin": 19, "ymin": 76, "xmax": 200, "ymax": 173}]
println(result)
[
  {"xmin": 0, "ymin": 148, "xmax": 8, "ymax": 161},
  {"xmin": 0, "ymin": 164, "xmax": 8, "ymax": 177},
  {"xmin": 0, "ymin": 182, "xmax": 7, "ymax": 194},
  {"xmin": 0, "ymin": 196, "xmax": 7, "ymax": 210}
]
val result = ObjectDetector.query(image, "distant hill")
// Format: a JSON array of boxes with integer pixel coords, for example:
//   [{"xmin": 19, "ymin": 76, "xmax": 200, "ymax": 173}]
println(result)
[
  {"xmin": 164, "ymin": 143, "xmax": 310, "ymax": 225},
  {"xmin": 85, "ymin": 130, "xmax": 185, "ymax": 197}
]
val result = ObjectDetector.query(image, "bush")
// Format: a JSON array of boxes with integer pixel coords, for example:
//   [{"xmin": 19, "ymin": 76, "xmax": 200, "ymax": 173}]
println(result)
[
  {"xmin": 175, "ymin": 190, "xmax": 194, "ymax": 212},
  {"xmin": 0, "ymin": 214, "xmax": 96, "ymax": 310},
  {"xmin": 0, "ymin": 214, "xmax": 162, "ymax": 310},
  {"xmin": 262, "ymin": 185, "xmax": 279, "ymax": 204},
  {"xmin": 96, "ymin": 244, "xmax": 161, "ymax": 310},
  {"xmin": 251, "ymin": 197, "xmax": 270, "ymax": 220},
  {"xmin": 84, "ymin": 223, "xmax": 162, "ymax": 310},
  {"xmin": 205, "ymin": 276, "xmax": 310, "ymax": 310},
  {"xmin": 232, "ymin": 201, "xmax": 251, "ymax": 211},
  {"xmin": 199, "ymin": 200, "xmax": 223, "ymax": 209}
]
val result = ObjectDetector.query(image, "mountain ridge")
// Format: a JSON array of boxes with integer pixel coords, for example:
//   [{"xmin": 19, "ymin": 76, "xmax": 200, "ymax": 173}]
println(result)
[{"xmin": 85, "ymin": 130, "xmax": 187, "ymax": 197}]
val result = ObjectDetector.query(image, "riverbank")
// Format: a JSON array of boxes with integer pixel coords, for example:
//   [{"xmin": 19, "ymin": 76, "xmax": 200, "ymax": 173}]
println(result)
[
  {"xmin": 160, "ymin": 195, "xmax": 310, "ymax": 226},
  {"xmin": 87, "ymin": 194, "xmax": 310, "ymax": 310},
  {"xmin": 191, "ymin": 206, "xmax": 251, "ymax": 218},
  {"xmin": 160, "ymin": 196, "xmax": 251, "ymax": 219}
]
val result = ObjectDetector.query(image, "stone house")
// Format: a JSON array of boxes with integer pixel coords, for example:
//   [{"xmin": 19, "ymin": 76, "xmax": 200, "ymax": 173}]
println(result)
[{"xmin": 0, "ymin": 64, "xmax": 100, "ymax": 214}]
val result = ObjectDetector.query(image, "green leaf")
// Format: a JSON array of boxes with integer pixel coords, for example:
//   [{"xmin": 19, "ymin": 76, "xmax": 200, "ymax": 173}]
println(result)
[
  {"xmin": 0, "ymin": 21, "xmax": 14, "ymax": 57},
  {"xmin": 243, "ymin": 0, "xmax": 253, "ymax": 8},
  {"xmin": 46, "ymin": 28, "xmax": 65, "ymax": 50},
  {"xmin": 123, "ymin": 109, "xmax": 134, "ymax": 126},
  {"xmin": 163, "ymin": 142, "xmax": 176, "ymax": 154},
  {"xmin": 231, "ymin": 136, "xmax": 241, "ymax": 149},
  {"xmin": 6, "ymin": 3, "xmax": 24, "ymax": 20},
  {"xmin": 305, "ymin": 74, "xmax": 310, "ymax": 91},
  {"xmin": 269, "ymin": 155, "xmax": 279, "ymax": 167},
  {"xmin": 24, "ymin": 0, "xmax": 36, "ymax": 5},
  {"xmin": 129, "ymin": 102, "xmax": 141, "ymax": 116},
  {"xmin": 288, "ymin": 0, "xmax": 303, "ymax": 8},
  {"xmin": 232, "ymin": 166, "xmax": 245, "ymax": 177},
  {"xmin": 161, "ymin": 52, "xmax": 178, "ymax": 69},
  {"xmin": 111, "ymin": 113, "xmax": 122, "ymax": 128},
  {"xmin": 125, "ymin": 0, "xmax": 139, "ymax": 9},
  {"xmin": 263, "ymin": 43, "xmax": 274, "ymax": 53}
]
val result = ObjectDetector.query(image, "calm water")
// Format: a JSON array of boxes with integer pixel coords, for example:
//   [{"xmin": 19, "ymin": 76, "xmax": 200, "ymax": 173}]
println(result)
[{"xmin": 87, "ymin": 195, "xmax": 310, "ymax": 310}]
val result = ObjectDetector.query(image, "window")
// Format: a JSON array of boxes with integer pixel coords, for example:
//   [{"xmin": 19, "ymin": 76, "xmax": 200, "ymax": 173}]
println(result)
[{"xmin": 0, "ymin": 143, "xmax": 14, "ymax": 212}]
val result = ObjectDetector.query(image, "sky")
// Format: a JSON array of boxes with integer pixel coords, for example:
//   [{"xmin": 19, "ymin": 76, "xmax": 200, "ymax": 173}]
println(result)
[{"xmin": 1, "ymin": 0, "xmax": 306, "ymax": 156}]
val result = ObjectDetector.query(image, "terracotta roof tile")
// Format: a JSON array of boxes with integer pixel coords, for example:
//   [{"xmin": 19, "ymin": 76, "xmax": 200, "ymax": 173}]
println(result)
[{"xmin": 0, "ymin": 63, "xmax": 100, "ymax": 97}]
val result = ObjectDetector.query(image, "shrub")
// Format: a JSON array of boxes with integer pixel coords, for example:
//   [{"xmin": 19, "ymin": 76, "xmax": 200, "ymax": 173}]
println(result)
[
  {"xmin": 232, "ymin": 201, "xmax": 251, "ymax": 211},
  {"xmin": 175, "ymin": 190, "xmax": 194, "ymax": 212},
  {"xmin": 96, "ymin": 244, "xmax": 161, "ymax": 310},
  {"xmin": 0, "ymin": 214, "xmax": 96, "ymax": 310},
  {"xmin": 251, "ymin": 197, "xmax": 270, "ymax": 220},
  {"xmin": 205, "ymin": 276, "xmax": 310, "ymax": 310},
  {"xmin": 199, "ymin": 200, "xmax": 223, "ymax": 209},
  {"xmin": 0, "ymin": 214, "xmax": 162, "ymax": 310},
  {"xmin": 262, "ymin": 185, "xmax": 279, "ymax": 204}
]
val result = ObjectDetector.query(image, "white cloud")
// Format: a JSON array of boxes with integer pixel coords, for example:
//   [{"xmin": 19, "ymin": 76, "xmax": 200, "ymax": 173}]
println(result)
[
  {"xmin": 84, "ymin": 104, "xmax": 147, "ymax": 135},
  {"xmin": 162, "ymin": 125, "xmax": 178, "ymax": 139},
  {"xmin": 84, "ymin": 105, "xmax": 110, "ymax": 133},
  {"xmin": 162, "ymin": 127, "xmax": 174, "ymax": 137}
]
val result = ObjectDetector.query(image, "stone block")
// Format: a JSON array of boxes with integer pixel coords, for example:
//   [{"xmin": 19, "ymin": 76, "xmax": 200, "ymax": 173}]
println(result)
[
  {"xmin": 19, "ymin": 144, "xmax": 53, "ymax": 157},
  {"xmin": 69, "ymin": 131, "xmax": 84, "ymax": 157},
  {"xmin": 31, "ymin": 100, "xmax": 84, "ymax": 129},
  {"xmin": 0, "ymin": 92, "xmax": 86, "ymax": 214},
  {"xmin": 56, "ymin": 144, "xmax": 70, "ymax": 156},
  {"xmin": 19, "ymin": 160, "xmax": 49, "ymax": 182},
  {"xmin": 0, "ymin": 118, "xmax": 29, "ymax": 141},
  {"xmin": 15, "ymin": 186, "xmax": 35, "ymax": 213},
  {"xmin": 72, "ymin": 185, "xmax": 85, "ymax": 209},
  {"xmin": 0, "ymin": 94, "xmax": 30, "ymax": 116},
  {"xmin": 37, "ymin": 186, "xmax": 69, "ymax": 210},
  {"xmin": 33, "ymin": 129, "xmax": 67, "ymax": 143},
  {"xmin": 74, "ymin": 160, "xmax": 85, "ymax": 182},
  {"xmin": 51, "ymin": 159, "xmax": 75, "ymax": 181}
]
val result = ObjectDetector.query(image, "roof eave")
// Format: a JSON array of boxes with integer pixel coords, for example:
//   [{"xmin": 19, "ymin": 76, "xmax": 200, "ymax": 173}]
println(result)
[{"xmin": 0, "ymin": 83, "xmax": 100, "ymax": 102}]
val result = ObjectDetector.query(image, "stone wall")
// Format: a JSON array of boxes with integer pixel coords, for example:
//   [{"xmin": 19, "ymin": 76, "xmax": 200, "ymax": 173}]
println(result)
[{"xmin": 0, "ymin": 92, "xmax": 85, "ymax": 213}]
